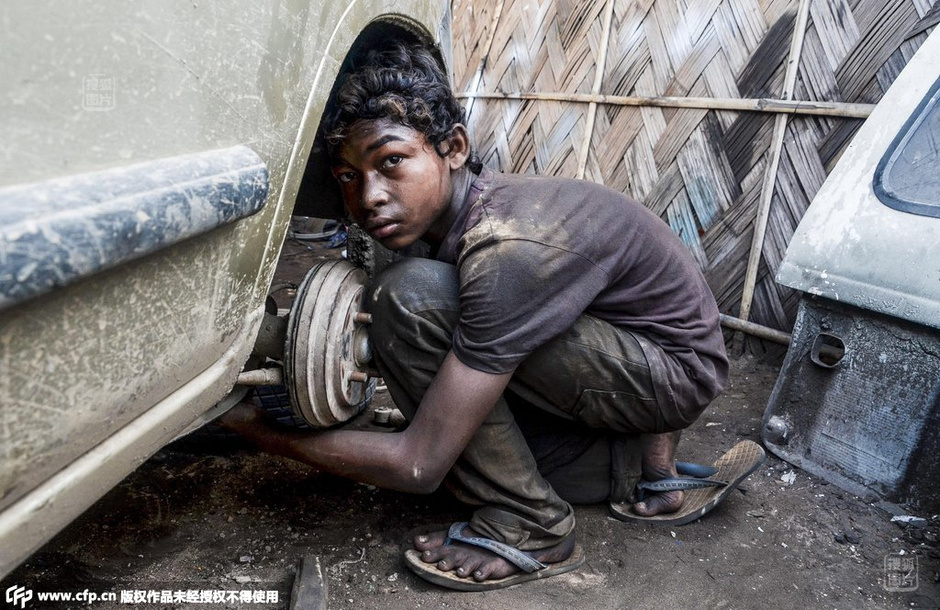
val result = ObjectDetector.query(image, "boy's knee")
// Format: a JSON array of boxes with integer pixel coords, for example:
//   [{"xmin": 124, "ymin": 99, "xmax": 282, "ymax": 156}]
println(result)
[{"xmin": 366, "ymin": 258, "xmax": 459, "ymax": 338}]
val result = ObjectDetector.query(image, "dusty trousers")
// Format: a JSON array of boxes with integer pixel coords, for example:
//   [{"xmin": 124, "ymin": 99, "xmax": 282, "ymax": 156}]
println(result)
[{"xmin": 367, "ymin": 258, "xmax": 664, "ymax": 550}]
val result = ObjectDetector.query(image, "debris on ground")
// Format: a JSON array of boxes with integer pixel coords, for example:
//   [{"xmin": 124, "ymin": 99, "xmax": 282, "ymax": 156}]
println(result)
[
  {"xmin": 892, "ymin": 515, "xmax": 928, "ymax": 529},
  {"xmin": 3, "ymin": 356, "xmax": 938, "ymax": 609}
]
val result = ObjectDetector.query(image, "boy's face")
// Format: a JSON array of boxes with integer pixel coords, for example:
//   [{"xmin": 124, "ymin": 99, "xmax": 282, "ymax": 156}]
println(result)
[{"xmin": 331, "ymin": 118, "xmax": 469, "ymax": 251}]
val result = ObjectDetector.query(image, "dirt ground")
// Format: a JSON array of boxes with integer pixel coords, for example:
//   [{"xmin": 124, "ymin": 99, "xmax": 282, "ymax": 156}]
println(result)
[{"xmin": 3, "ymin": 238, "xmax": 939, "ymax": 610}]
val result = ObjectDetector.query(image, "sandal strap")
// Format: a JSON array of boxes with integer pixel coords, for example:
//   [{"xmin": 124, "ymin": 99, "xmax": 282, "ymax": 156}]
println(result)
[
  {"xmin": 675, "ymin": 461, "xmax": 719, "ymax": 478},
  {"xmin": 445, "ymin": 522, "xmax": 547, "ymax": 573},
  {"xmin": 638, "ymin": 477, "xmax": 728, "ymax": 493}
]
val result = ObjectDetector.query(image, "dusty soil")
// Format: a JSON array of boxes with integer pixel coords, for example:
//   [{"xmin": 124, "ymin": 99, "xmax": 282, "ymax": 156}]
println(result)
[{"xmin": 4, "ymin": 237, "xmax": 938, "ymax": 609}]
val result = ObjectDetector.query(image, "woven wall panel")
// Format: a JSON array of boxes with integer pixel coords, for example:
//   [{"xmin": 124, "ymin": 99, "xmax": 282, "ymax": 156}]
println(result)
[
  {"xmin": 452, "ymin": 0, "xmax": 938, "ymax": 332},
  {"xmin": 589, "ymin": 0, "xmax": 797, "ymax": 321},
  {"xmin": 451, "ymin": 0, "xmax": 502, "ymax": 92},
  {"xmin": 459, "ymin": 0, "xmax": 609, "ymax": 94},
  {"xmin": 456, "ymin": 0, "xmax": 611, "ymax": 177},
  {"xmin": 470, "ymin": 99, "xmax": 589, "ymax": 175}
]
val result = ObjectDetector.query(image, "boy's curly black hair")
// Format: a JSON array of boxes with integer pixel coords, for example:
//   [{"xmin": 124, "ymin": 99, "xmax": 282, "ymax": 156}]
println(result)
[{"xmin": 322, "ymin": 42, "xmax": 476, "ymax": 166}]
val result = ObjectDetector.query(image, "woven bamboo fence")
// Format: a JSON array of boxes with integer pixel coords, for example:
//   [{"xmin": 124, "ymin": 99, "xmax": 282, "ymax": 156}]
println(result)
[{"xmin": 450, "ymin": 0, "xmax": 940, "ymax": 336}]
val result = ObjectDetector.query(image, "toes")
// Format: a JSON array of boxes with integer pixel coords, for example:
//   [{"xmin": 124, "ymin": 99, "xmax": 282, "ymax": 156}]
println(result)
[
  {"xmin": 413, "ymin": 530, "xmax": 447, "ymax": 552},
  {"xmin": 417, "ymin": 539, "xmax": 513, "ymax": 582},
  {"xmin": 420, "ymin": 544, "xmax": 473, "ymax": 575},
  {"xmin": 419, "ymin": 546, "xmax": 448, "ymax": 565},
  {"xmin": 471, "ymin": 556, "xmax": 515, "ymax": 582},
  {"xmin": 634, "ymin": 490, "xmax": 684, "ymax": 516},
  {"xmin": 454, "ymin": 555, "xmax": 484, "ymax": 579},
  {"xmin": 471, "ymin": 560, "xmax": 496, "ymax": 582}
]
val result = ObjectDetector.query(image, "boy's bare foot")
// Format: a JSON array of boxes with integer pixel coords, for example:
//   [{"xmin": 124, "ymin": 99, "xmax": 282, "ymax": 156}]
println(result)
[
  {"xmin": 633, "ymin": 431, "xmax": 684, "ymax": 516},
  {"xmin": 413, "ymin": 526, "xmax": 574, "ymax": 582},
  {"xmin": 414, "ymin": 527, "xmax": 574, "ymax": 582}
]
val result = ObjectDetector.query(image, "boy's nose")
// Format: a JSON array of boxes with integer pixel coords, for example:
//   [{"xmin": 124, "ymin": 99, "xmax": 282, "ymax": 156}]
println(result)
[{"xmin": 360, "ymin": 175, "xmax": 388, "ymax": 211}]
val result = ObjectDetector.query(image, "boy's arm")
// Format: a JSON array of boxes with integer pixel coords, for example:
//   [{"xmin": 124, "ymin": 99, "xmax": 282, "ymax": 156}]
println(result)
[{"xmin": 277, "ymin": 351, "xmax": 512, "ymax": 494}]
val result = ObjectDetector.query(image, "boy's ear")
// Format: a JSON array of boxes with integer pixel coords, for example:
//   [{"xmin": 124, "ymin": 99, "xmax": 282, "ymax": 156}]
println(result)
[{"xmin": 445, "ymin": 124, "xmax": 471, "ymax": 170}]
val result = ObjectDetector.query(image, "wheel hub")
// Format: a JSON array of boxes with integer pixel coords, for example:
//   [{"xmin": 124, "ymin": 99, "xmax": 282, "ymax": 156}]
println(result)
[{"xmin": 284, "ymin": 260, "xmax": 376, "ymax": 427}]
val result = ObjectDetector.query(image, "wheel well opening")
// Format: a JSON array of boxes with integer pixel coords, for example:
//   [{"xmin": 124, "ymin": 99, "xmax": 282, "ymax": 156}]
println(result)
[{"xmin": 293, "ymin": 20, "xmax": 444, "ymax": 220}]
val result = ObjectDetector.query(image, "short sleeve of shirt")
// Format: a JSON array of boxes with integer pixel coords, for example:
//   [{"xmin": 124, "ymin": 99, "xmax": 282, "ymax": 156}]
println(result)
[{"xmin": 451, "ymin": 237, "xmax": 609, "ymax": 374}]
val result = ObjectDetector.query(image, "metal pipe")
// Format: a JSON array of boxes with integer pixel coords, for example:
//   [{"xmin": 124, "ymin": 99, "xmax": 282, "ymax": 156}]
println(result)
[
  {"xmin": 236, "ymin": 368, "xmax": 284, "ymax": 386},
  {"xmin": 348, "ymin": 371, "xmax": 370, "ymax": 384},
  {"xmin": 719, "ymin": 314, "xmax": 791, "ymax": 346}
]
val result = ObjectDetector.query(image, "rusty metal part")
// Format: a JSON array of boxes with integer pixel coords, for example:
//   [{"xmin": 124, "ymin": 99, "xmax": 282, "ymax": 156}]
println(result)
[
  {"xmin": 284, "ymin": 260, "xmax": 376, "ymax": 428},
  {"xmin": 290, "ymin": 555, "xmax": 327, "ymax": 610},
  {"xmin": 372, "ymin": 406, "xmax": 393, "ymax": 425},
  {"xmin": 235, "ymin": 368, "xmax": 284, "ymax": 386},
  {"xmin": 252, "ymin": 312, "xmax": 288, "ymax": 360}
]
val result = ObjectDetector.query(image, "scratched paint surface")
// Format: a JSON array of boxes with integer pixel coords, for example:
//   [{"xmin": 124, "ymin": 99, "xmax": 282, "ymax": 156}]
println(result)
[{"xmin": 0, "ymin": 225, "xmax": 255, "ymax": 511}]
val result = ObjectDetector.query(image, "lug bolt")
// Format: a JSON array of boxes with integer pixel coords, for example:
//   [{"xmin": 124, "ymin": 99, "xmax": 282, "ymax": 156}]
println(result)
[
  {"xmin": 373, "ymin": 407, "xmax": 392, "ymax": 425},
  {"xmin": 349, "ymin": 371, "xmax": 370, "ymax": 383}
]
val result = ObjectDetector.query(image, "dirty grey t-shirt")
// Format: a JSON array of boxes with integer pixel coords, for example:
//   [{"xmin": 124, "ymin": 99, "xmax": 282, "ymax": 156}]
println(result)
[{"xmin": 435, "ymin": 167, "xmax": 728, "ymax": 426}]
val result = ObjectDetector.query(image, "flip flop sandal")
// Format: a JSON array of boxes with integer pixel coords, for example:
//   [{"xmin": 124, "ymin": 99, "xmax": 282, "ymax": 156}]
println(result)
[
  {"xmin": 402, "ymin": 522, "xmax": 585, "ymax": 592},
  {"xmin": 609, "ymin": 440, "xmax": 766, "ymax": 526}
]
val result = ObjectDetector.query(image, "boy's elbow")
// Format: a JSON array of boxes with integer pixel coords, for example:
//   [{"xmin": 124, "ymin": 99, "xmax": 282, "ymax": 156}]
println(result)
[
  {"xmin": 399, "ymin": 460, "xmax": 447, "ymax": 495},
  {"xmin": 388, "ymin": 432, "xmax": 453, "ymax": 493}
]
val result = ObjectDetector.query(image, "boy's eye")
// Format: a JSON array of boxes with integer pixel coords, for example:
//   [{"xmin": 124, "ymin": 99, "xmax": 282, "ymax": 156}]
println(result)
[
  {"xmin": 383, "ymin": 155, "xmax": 403, "ymax": 168},
  {"xmin": 336, "ymin": 171, "xmax": 357, "ymax": 184}
]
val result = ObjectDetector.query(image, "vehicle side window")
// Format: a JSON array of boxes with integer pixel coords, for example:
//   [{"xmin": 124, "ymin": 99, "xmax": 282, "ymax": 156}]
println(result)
[{"xmin": 873, "ymin": 76, "xmax": 940, "ymax": 219}]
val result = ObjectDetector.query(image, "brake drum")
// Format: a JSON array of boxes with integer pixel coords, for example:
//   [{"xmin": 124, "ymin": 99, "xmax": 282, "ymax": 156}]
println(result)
[{"xmin": 284, "ymin": 260, "xmax": 376, "ymax": 428}]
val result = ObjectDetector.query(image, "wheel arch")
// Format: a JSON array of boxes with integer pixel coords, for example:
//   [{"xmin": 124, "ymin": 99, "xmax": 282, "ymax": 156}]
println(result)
[{"xmin": 293, "ymin": 17, "xmax": 449, "ymax": 219}]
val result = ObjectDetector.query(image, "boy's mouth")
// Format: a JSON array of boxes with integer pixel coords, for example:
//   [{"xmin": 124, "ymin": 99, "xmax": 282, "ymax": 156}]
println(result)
[{"xmin": 367, "ymin": 219, "xmax": 400, "ymax": 239}]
